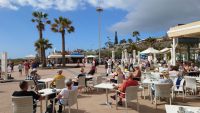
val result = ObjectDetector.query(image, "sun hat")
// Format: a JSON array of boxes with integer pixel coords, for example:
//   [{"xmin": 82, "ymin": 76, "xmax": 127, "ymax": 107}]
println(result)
[{"xmin": 31, "ymin": 68, "xmax": 37, "ymax": 72}]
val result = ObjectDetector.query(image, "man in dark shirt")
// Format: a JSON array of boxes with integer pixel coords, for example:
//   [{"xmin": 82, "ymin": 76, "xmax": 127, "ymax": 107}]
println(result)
[{"xmin": 12, "ymin": 80, "xmax": 42, "ymax": 113}]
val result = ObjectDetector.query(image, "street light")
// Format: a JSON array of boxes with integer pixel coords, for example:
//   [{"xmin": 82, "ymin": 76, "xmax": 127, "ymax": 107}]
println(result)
[{"xmin": 96, "ymin": 2, "xmax": 103, "ymax": 64}]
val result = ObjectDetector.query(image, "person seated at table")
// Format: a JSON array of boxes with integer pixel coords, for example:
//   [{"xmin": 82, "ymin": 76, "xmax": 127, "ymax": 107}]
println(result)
[
  {"xmin": 124, "ymin": 63, "xmax": 129, "ymax": 71},
  {"xmin": 29, "ymin": 68, "xmax": 41, "ymax": 80},
  {"xmin": 50, "ymin": 69, "xmax": 65, "ymax": 88},
  {"xmin": 169, "ymin": 66, "xmax": 180, "ymax": 76},
  {"xmin": 110, "ymin": 72, "xmax": 138, "ymax": 106},
  {"xmin": 189, "ymin": 63, "xmax": 198, "ymax": 71},
  {"xmin": 12, "ymin": 80, "xmax": 43, "ymax": 113},
  {"xmin": 88, "ymin": 65, "xmax": 96, "ymax": 75},
  {"xmin": 73, "ymin": 67, "xmax": 86, "ymax": 86},
  {"xmin": 183, "ymin": 62, "xmax": 190, "ymax": 73},
  {"xmin": 56, "ymin": 79, "xmax": 80, "ymax": 113},
  {"xmin": 151, "ymin": 74, "xmax": 173, "ymax": 97},
  {"xmin": 132, "ymin": 65, "xmax": 141, "ymax": 81},
  {"xmin": 110, "ymin": 67, "xmax": 125, "ymax": 84},
  {"xmin": 29, "ymin": 68, "xmax": 46, "ymax": 90},
  {"xmin": 159, "ymin": 74, "xmax": 173, "ymax": 85}
]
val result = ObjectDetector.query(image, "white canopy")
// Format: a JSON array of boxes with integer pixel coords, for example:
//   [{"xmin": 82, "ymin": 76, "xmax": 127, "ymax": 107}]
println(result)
[
  {"xmin": 160, "ymin": 48, "xmax": 171, "ymax": 53},
  {"xmin": 48, "ymin": 54, "xmax": 84, "ymax": 59},
  {"xmin": 141, "ymin": 47, "xmax": 160, "ymax": 54},
  {"xmin": 25, "ymin": 54, "xmax": 35, "ymax": 59},
  {"xmin": 86, "ymin": 55, "xmax": 97, "ymax": 58}
]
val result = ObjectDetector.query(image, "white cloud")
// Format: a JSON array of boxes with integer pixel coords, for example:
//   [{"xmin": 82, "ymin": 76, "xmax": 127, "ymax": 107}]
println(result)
[
  {"xmin": 86, "ymin": 0, "xmax": 137, "ymax": 11},
  {"xmin": 54, "ymin": 0, "xmax": 83, "ymax": 11},
  {"xmin": 1, "ymin": 0, "xmax": 84, "ymax": 11},
  {"xmin": 110, "ymin": 0, "xmax": 200, "ymax": 34},
  {"xmin": 1, "ymin": 0, "xmax": 200, "ymax": 35},
  {"xmin": 0, "ymin": 0, "xmax": 18, "ymax": 10}
]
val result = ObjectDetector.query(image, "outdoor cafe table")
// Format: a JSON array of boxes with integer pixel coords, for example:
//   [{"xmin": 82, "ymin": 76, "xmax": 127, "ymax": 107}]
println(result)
[
  {"xmin": 165, "ymin": 105, "xmax": 200, "ymax": 113},
  {"xmin": 142, "ymin": 79, "xmax": 159, "ymax": 101},
  {"xmin": 94, "ymin": 83, "xmax": 115, "ymax": 108},
  {"xmin": 38, "ymin": 88, "xmax": 61, "ymax": 112},
  {"xmin": 38, "ymin": 78, "xmax": 53, "ymax": 88}
]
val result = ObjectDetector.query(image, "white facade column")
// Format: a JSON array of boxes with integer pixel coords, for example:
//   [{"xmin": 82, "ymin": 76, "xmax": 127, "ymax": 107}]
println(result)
[
  {"xmin": 172, "ymin": 38, "xmax": 176, "ymax": 66},
  {"xmin": 121, "ymin": 51, "xmax": 124, "ymax": 64},
  {"xmin": 1, "ymin": 52, "xmax": 8, "ymax": 80},
  {"xmin": 182, "ymin": 54, "xmax": 186, "ymax": 62},
  {"xmin": 132, "ymin": 50, "xmax": 136, "ymax": 64},
  {"xmin": 124, "ymin": 49, "xmax": 128, "ymax": 63},
  {"xmin": 170, "ymin": 48, "xmax": 173, "ymax": 65},
  {"xmin": 164, "ymin": 53, "xmax": 167, "ymax": 61},
  {"xmin": 137, "ymin": 51, "xmax": 140, "ymax": 64},
  {"xmin": 153, "ymin": 53, "xmax": 157, "ymax": 64},
  {"xmin": 112, "ymin": 51, "xmax": 115, "ymax": 62}
]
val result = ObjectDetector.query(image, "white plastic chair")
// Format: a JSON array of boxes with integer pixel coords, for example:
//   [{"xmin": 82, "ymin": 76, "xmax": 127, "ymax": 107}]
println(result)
[
  {"xmin": 185, "ymin": 77, "xmax": 200, "ymax": 95},
  {"xmin": 78, "ymin": 76, "xmax": 86, "ymax": 87},
  {"xmin": 56, "ymin": 78, "xmax": 65, "ymax": 89},
  {"xmin": 12, "ymin": 96, "xmax": 33, "ymax": 113},
  {"xmin": 63, "ymin": 89, "xmax": 79, "ymax": 113},
  {"xmin": 151, "ymin": 72, "xmax": 160, "ymax": 80},
  {"xmin": 78, "ymin": 76, "xmax": 87, "ymax": 92},
  {"xmin": 87, "ymin": 75, "xmax": 103, "ymax": 91},
  {"xmin": 172, "ymin": 78, "xmax": 185, "ymax": 100},
  {"xmin": 116, "ymin": 86, "xmax": 139, "ymax": 112},
  {"xmin": 154, "ymin": 84, "xmax": 172, "ymax": 109}
]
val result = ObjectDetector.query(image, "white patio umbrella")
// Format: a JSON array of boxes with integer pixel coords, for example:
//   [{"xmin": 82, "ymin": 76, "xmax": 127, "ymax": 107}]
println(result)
[
  {"xmin": 141, "ymin": 47, "xmax": 160, "ymax": 54},
  {"xmin": 25, "ymin": 54, "xmax": 35, "ymax": 59},
  {"xmin": 160, "ymin": 48, "xmax": 170, "ymax": 53},
  {"xmin": 141, "ymin": 47, "xmax": 159, "ymax": 64},
  {"xmin": 160, "ymin": 48, "xmax": 171, "ymax": 61}
]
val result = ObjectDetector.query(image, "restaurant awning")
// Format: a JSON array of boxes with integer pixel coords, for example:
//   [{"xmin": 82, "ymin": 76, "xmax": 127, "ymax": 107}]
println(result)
[
  {"xmin": 48, "ymin": 54, "xmax": 84, "ymax": 58},
  {"xmin": 86, "ymin": 55, "xmax": 97, "ymax": 58},
  {"xmin": 167, "ymin": 21, "xmax": 200, "ymax": 38}
]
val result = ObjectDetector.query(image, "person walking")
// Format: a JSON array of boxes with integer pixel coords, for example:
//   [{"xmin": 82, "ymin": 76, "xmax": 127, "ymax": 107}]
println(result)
[
  {"xmin": 24, "ymin": 60, "xmax": 30, "ymax": 76},
  {"xmin": 18, "ymin": 62, "xmax": 23, "ymax": 76}
]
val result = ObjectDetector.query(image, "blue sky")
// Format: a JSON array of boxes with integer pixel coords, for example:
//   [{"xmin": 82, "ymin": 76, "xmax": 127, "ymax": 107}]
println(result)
[{"xmin": 0, "ymin": 0, "xmax": 200, "ymax": 58}]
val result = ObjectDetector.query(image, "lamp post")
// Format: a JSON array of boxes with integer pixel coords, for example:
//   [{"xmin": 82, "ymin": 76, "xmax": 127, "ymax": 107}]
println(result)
[{"xmin": 96, "ymin": 3, "xmax": 103, "ymax": 64}]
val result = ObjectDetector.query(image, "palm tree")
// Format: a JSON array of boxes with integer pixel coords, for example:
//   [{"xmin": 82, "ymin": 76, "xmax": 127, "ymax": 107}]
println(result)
[
  {"xmin": 145, "ymin": 37, "xmax": 157, "ymax": 47},
  {"xmin": 31, "ymin": 11, "xmax": 51, "ymax": 67},
  {"xmin": 127, "ymin": 38, "xmax": 133, "ymax": 43},
  {"xmin": 132, "ymin": 31, "xmax": 141, "ymax": 42},
  {"xmin": 120, "ymin": 39, "xmax": 127, "ymax": 44},
  {"xmin": 51, "ymin": 16, "xmax": 75, "ymax": 66},
  {"xmin": 34, "ymin": 39, "xmax": 53, "ymax": 57}
]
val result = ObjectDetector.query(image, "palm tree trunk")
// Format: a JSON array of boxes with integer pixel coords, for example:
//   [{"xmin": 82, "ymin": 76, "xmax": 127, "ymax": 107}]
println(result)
[
  {"xmin": 39, "ymin": 27, "xmax": 46, "ymax": 67},
  {"xmin": 62, "ymin": 31, "xmax": 66, "ymax": 67}
]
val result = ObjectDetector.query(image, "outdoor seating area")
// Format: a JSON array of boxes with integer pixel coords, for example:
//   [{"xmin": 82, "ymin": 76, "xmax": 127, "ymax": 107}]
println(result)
[
  {"xmin": 1, "ymin": 1, "xmax": 200, "ymax": 113},
  {"xmin": 1, "ymin": 61, "xmax": 199, "ymax": 113}
]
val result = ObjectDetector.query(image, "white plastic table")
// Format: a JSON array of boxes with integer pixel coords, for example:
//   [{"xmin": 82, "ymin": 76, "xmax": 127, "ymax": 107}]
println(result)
[
  {"xmin": 165, "ymin": 105, "xmax": 200, "ymax": 113},
  {"xmin": 94, "ymin": 83, "xmax": 115, "ymax": 108},
  {"xmin": 38, "ymin": 78, "xmax": 53, "ymax": 88},
  {"xmin": 39, "ymin": 88, "xmax": 61, "ymax": 112}
]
